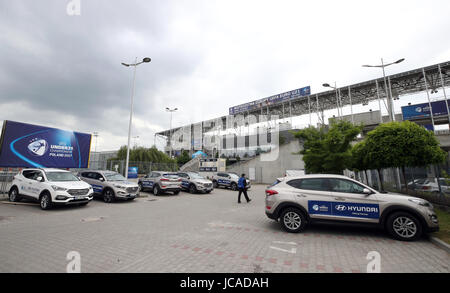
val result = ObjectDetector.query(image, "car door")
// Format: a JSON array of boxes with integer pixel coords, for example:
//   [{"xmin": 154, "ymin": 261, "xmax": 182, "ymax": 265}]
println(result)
[
  {"xmin": 328, "ymin": 178, "xmax": 381, "ymax": 223},
  {"xmin": 286, "ymin": 178, "xmax": 338, "ymax": 220},
  {"xmin": 178, "ymin": 173, "xmax": 190, "ymax": 190},
  {"xmin": 27, "ymin": 170, "xmax": 46, "ymax": 200},
  {"xmin": 89, "ymin": 172, "xmax": 105, "ymax": 194},
  {"xmin": 145, "ymin": 172, "xmax": 156, "ymax": 189},
  {"xmin": 19, "ymin": 170, "xmax": 37, "ymax": 197}
]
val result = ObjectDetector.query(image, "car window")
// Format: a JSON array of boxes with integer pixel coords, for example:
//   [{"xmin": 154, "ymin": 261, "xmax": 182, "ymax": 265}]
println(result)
[
  {"xmin": 329, "ymin": 179, "xmax": 366, "ymax": 194},
  {"xmin": 178, "ymin": 173, "xmax": 188, "ymax": 178},
  {"xmin": 92, "ymin": 172, "xmax": 104, "ymax": 181},
  {"xmin": 288, "ymin": 178, "xmax": 329, "ymax": 191},
  {"xmin": 80, "ymin": 172, "xmax": 89, "ymax": 178},
  {"xmin": 31, "ymin": 171, "xmax": 44, "ymax": 181},
  {"xmin": 22, "ymin": 170, "xmax": 37, "ymax": 179},
  {"xmin": 153, "ymin": 172, "xmax": 161, "ymax": 177}
]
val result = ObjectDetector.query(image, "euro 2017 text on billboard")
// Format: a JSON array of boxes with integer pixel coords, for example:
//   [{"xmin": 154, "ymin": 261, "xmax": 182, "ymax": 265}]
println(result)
[
  {"xmin": 229, "ymin": 86, "xmax": 311, "ymax": 115},
  {"xmin": 0, "ymin": 120, "xmax": 92, "ymax": 168}
]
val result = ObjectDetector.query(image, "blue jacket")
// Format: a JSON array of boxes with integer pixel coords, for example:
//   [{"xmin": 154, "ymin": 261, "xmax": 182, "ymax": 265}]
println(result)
[{"xmin": 238, "ymin": 177, "xmax": 246, "ymax": 189}]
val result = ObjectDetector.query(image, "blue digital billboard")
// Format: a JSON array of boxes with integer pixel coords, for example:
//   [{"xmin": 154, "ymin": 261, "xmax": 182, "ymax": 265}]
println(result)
[
  {"xmin": 0, "ymin": 120, "xmax": 92, "ymax": 168},
  {"xmin": 401, "ymin": 100, "xmax": 450, "ymax": 120},
  {"xmin": 128, "ymin": 167, "xmax": 138, "ymax": 179}
]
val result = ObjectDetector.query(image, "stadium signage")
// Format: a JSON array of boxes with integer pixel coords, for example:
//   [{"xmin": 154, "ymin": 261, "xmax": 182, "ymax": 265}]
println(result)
[{"xmin": 229, "ymin": 86, "xmax": 311, "ymax": 115}]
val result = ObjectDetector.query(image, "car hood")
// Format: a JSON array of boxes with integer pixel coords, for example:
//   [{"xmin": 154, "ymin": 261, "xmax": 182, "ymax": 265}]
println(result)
[
  {"xmin": 109, "ymin": 181, "xmax": 139, "ymax": 187},
  {"xmin": 49, "ymin": 181, "xmax": 91, "ymax": 189},
  {"xmin": 381, "ymin": 191, "xmax": 429, "ymax": 204},
  {"xmin": 193, "ymin": 179, "xmax": 212, "ymax": 184}
]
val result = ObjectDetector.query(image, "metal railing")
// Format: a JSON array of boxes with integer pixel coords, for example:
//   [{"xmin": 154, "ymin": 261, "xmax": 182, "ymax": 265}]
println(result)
[{"xmin": 0, "ymin": 171, "xmax": 17, "ymax": 196}]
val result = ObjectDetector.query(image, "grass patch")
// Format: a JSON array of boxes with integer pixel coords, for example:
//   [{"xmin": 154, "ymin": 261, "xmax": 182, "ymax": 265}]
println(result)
[{"xmin": 432, "ymin": 207, "xmax": 450, "ymax": 244}]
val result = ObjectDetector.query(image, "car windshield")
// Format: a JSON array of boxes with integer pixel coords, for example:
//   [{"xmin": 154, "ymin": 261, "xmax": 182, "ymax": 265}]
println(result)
[
  {"xmin": 104, "ymin": 173, "xmax": 126, "ymax": 181},
  {"xmin": 189, "ymin": 173, "xmax": 204, "ymax": 179},
  {"xmin": 45, "ymin": 172, "xmax": 80, "ymax": 182}
]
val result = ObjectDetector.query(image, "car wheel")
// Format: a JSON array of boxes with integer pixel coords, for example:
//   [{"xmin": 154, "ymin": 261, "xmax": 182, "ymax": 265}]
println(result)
[
  {"xmin": 280, "ymin": 208, "xmax": 307, "ymax": 233},
  {"xmin": 153, "ymin": 185, "xmax": 160, "ymax": 196},
  {"xmin": 189, "ymin": 184, "xmax": 197, "ymax": 194},
  {"xmin": 386, "ymin": 212, "xmax": 422, "ymax": 241},
  {"xmin": 103, "ymin": 189, "xmax": 115, "ymax": 203},
  {"xmin": 173, "ymin": 191, "xmax": 180, "ymax": 195},
  {"xmin": 138, "ymin": 182, "xmax": 144, "ymax": 192},
  {"xmin": 8, "ymin": 187, "xmax": 20, "ymax": 202},
  {"xmin": 40, "ymin": 193, "xmax": 52, "ymax": 210},
  {"xmin": 230, "ymin": 182, "xmax": 237, "ymax": 191},
  {"xmin": 213, "ymin": 180, "xmax": 218, "ymax": 188}
]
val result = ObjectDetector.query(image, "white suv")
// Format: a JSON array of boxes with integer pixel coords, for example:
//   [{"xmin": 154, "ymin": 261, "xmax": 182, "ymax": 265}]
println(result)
[{"xmin": 8, "ymin": 168, "xmax": 94, "ymax": 210}]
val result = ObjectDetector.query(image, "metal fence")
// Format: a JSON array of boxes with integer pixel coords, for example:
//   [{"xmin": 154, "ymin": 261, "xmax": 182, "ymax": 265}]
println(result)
[
  {"xmin": 69, "ymin": 160, "xmax": 181, "ymax": 176},
  {"xmin": 354, "ymin": 164, "xmax": 450, "ymax": 206},
  {"xmin": 0, "ymin": 171, "xmax": 18, "ymax": 195}
]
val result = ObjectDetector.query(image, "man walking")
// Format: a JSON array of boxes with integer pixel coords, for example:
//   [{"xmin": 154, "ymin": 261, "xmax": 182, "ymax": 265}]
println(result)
[{"xmin": 237, "ymin": 173, "xmax": 251, "ymax": 203}]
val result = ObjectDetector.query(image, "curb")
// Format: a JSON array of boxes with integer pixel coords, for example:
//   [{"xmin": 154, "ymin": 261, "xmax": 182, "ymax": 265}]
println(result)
[{"xmin": 430, "ymin": 236, "xmax": 450, "ymax": 254}]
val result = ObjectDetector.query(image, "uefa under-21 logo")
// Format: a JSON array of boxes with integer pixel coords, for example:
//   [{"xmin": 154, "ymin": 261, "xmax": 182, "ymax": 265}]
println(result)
[{"xmin": 27, "ymin": 138, "xmax": 49, "ymax": 157}]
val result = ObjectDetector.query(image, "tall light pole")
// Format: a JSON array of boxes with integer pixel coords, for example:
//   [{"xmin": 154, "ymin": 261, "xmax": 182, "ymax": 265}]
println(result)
[
  {"xmin": 93, "ymin": 132, "xmax": 99, "ymax": 152},
  {"xmin": 323, "ymin": 82, "xmax": 342, "ymax": 119},
  {"xmin": 122, "ymin": 57, "xmax": 151, "ymax": 179},
  {"xmin": 166, "ymin": 107, "xmax": 178, "ymax": 158},
  {"xmin": 363, "ymin": 58, "xmax": 405, "ymax": 121}
]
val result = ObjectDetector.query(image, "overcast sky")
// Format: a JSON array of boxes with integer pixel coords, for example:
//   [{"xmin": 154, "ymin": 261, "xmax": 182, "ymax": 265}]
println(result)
[{"xmin": 1, "ymin": 0, "xmax": 449, "ymax": 152}]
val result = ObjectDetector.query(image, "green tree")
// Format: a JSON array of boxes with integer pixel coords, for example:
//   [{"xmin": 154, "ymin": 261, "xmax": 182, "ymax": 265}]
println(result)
[
  {"xmin": 351, "ymin": 140, "xmax": 370, "ymax": 186},
  {"xmin": 293, "ymin": 120, "xmax": 363, "ymax": 174},
  {"xmin": 176, "ymin": 150, "xmax": 191, "ymax": 166},
  {"xmin": 363, "ymin": 121, "xmax": 447, "ymax": 192},
  {"xmin": 111, "ymin": 146, "xmax": 175, "ymax": 163}
]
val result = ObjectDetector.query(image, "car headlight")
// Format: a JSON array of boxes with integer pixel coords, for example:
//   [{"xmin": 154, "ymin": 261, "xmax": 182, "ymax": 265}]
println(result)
[
  {"xmin": 52, "ymin": 185, "xmax": 68, "ymax": 192},
  {"xmin": 408, "ymin": 198, "xmax": 431, "ymax": 207}
]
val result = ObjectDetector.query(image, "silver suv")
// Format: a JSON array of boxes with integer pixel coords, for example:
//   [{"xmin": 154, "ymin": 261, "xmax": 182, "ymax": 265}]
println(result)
[
  {"xmin": 138, "ymin": 171, "xmax": 181, "ymax": 195},
  {"xmin": 265, "ymin": 174, "xmax": 439, "ymax": 241},
  {"xmin": 78, "ymin": 170, "xmax": 139, "ymax": 203},
  {"xmin": 177, "ymin": 172, "xmax": 213, "ymax": 194},
  {"xmin": 211, "ymin": 172, "xmax": 251, "ymax": 191}
]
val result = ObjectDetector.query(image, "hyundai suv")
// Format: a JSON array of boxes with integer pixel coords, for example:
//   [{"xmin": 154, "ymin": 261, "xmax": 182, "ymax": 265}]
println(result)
[
  {"xmin": 211, "ymin": 172, "xmax": 251, "ymax": 191},
  {"xmin": 78, "ymin": 170, "xmax": 139, "ymax": 202},
  {"xmin": 138, "ymin": 171, "xmax": 181, "ymax": 195},
  {"xmin": 8, "ymin": 168, "xmax": 93, "ymax": 210},
  {"xmin": 177, "ymin": 172, "xmax": 213, "ymax": 194},
  {"xmin": 265, "ymin": 174, "xmax": 439, "ymax": 241}
]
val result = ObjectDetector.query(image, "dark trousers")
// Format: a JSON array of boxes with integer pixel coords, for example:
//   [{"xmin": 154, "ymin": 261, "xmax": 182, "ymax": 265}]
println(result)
[{"xmin": 238, "ymin": 188, "xmax": 250, "ymax": 202}]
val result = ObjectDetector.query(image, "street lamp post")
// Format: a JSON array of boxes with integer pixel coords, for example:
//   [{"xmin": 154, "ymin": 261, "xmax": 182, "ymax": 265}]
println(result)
[
  {"xmin": 121, "ymin": 57, "xmax": 151, "ymax": 179},
  {"xmin": 362, "ymin": 58, "xmax": 405, "ymax": 121},
  {"xmin": 323, "ymin": 82, "xmax": 342, "ymax": 119},
  {"xmin": 166, "ymin": 107, "xmax": 178, "ymax": 158}
]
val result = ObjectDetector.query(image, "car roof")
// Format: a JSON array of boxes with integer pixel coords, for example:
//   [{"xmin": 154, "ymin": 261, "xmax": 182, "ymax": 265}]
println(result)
[
  {"xmin": 23, "ymin": 168, "xmax": 68, "ymax": 173},
  {"xmin": 281, "ymin": 174, "xmax": 351, "ymax": 180}
]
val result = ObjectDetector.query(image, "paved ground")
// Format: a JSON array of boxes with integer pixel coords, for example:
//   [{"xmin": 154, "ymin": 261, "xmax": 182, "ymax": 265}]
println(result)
[{"xmin": 0, "ymin": 184, "xmax": 448, "ymax": 273}]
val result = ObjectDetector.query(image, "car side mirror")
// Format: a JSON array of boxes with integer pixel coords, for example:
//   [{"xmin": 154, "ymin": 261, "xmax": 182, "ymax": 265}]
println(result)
[
  {"xmin": 363, "ymin": 188, "xmax": 372, "ymax": 195},
  {"xmin": 99, "ymin": 177, "xmax": 105, "ymax": 182},
  {"xmin": 36, "ymin": 176, "xmax": 44, "ymax": 182}
]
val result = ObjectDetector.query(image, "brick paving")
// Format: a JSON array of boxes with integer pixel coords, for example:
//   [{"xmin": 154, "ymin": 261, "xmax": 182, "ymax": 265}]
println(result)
[{"xmin": 0, "ymin": 184, "xmax": 448, "ymax": 273}]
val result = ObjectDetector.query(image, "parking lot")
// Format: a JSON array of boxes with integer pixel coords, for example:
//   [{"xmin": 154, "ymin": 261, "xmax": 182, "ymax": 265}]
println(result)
[{"xmin": 0, "ymin": 184, "xmax": 449, "ymax": 273}]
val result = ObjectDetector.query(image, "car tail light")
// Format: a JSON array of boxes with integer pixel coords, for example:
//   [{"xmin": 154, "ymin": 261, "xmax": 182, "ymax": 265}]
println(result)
[
  {"xmin": 178, "ymin": 178, "xmax": 182, "ymax": 181},
  {"xmin": 266, "ymin": 189, "xmax": 278, "ymax": 196},
  {"xmin": 160, "ymin": 178, "xmax": 169, "ymax": 181},
  {"xmin": 422, "ymin": 186, "xmax": 431, "ymax": 190}
]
